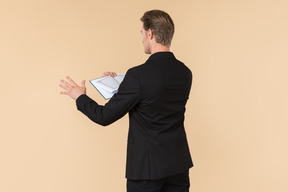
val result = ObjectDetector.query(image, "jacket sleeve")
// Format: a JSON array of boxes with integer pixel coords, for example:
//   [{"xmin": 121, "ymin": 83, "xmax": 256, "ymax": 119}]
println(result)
[{"xmin": 75, "ymin": 68, "xmax": 140, "ymax": 126}]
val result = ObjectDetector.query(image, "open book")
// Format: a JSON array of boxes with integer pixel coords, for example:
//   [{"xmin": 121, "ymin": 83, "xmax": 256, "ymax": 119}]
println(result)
[{"xmin": 89, "ymin": 74, "xmax": 125, "ymax": 100}]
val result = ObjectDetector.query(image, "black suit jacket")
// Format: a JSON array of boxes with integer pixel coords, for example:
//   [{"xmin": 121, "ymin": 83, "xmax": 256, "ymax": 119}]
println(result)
[{"xmin": 76, "ymin": 52, "xmax": 193, "ymax": 180}]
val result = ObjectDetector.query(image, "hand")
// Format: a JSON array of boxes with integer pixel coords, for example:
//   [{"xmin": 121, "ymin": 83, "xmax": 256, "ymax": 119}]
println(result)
[
  {"xmin": 59, "ymin": 76, "xmax": 86, "ymax": 100},
  {"xmin": 103, "ymin": 71, "xmax": 117, "ymax": 77}
]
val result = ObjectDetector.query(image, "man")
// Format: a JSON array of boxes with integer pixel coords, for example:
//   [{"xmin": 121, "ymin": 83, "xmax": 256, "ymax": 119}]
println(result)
[{"xmin": 59, "ymin": 10, "xmax": 193, "ymax": 192}]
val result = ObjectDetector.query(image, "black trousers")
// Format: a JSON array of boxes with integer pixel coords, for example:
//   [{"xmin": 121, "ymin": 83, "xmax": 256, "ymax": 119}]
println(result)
[{"xmin": 127, "ymin": 170, "xmax": 190, "ymax": 192}]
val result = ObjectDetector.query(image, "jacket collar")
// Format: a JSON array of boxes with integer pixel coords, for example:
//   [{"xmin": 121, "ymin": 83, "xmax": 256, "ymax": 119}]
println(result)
[{"xmin": 146, "ymin": 51, "xmax": 176, "ymax": 61}]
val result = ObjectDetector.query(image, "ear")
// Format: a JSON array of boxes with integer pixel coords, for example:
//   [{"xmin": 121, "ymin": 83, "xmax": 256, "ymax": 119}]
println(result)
[{"xmin": 147, "ymin": 29, "xmax": 154, "ymax": 40}]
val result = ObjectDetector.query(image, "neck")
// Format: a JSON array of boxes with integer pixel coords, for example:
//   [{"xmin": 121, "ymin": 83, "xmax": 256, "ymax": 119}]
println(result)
[{"xmin": 150, "ymin": 43, "xmax": 170, "ymax": 54}]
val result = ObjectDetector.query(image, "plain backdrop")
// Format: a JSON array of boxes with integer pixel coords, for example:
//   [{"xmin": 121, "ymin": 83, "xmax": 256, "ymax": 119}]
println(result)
[{"xmin": 0, "ymin": 0, "xmax": 287, "ymax": 191}]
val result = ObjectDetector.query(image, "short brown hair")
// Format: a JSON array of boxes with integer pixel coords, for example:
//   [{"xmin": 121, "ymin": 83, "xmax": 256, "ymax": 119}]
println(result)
[{"xmin": 140, "ymin": 10, "xmax": 175, "ymax": 46}]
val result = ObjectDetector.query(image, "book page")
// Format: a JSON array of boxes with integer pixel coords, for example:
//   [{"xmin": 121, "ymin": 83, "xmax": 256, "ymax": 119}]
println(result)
[
  {"xmin": 89, "ymin": 73, "xmax": 126, "ymax": 100},
  {"xmin": 98, "ymin": 77, "xmax": 119, "ymax": 93},
  {"xmin": 114, "ymin": 74, "xmax": 125, "ymax": 84}
]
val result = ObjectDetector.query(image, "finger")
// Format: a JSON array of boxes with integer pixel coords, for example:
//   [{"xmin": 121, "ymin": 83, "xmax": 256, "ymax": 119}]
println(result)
[
  {"xmin": 66, "ymin": 76, "xmax": 78, "ymax": 87},
  {"xmin": 103, "ymin": 72, "xmax": 110, "ymax": 77},
  {"xmin": 81, "ymin": 80, "xmax": 86, "ymax": 88},
  {"xmin": 110, "ymin": 72, "xmax": 117, "ymax": 77},
  {"xmin": 103, "ymin": 72, "xmax": 116, "ymax": 77},
  {"xmin": 109, "ymin": 72, "xmax": 116, "ymax": 77},
  {"xmin": 60, "ymin": 91, "xmax": 69, "ymax": 95},
  {"xmin": 59, "ymin": 84, "xmax": 71, "ymax": 91},
  {"xmin": 60, "ymin": 79, "xmax": 72, "ymax": 89}
]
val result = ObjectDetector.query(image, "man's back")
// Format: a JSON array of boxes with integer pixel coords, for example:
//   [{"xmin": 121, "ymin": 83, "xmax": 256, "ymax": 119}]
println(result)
[
  {"xmin": 125, "ymin": 52, "xmax": 193, "ymax": 180},
  {"xmin": 131, "ymin": 52, "xmax": 192, "ymax": 137}
]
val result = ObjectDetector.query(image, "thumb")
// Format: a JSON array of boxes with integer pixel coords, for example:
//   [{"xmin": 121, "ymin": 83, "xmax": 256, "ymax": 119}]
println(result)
[{"xmin": 81, "ymin": 80, "xmax": 86, "ymax": 88}]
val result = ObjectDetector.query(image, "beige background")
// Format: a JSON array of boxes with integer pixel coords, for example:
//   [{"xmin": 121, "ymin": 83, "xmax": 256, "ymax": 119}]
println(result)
[{"xmin": 1, "ymin": 0, "xmax": 287, "ymax": 191}]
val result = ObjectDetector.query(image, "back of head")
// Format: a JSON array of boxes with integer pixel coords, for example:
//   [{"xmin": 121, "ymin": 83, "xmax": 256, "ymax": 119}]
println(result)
[{"xmin": 140, "ymin": 10, "xmax": 175, "ymax": 47}]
